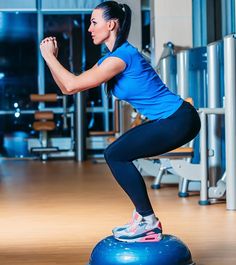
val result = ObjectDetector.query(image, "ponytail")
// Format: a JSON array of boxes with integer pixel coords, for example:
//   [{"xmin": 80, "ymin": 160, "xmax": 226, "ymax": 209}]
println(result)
[{"xmin": 112, "ymin": 3, "xmax": 131, "ymax": 52}]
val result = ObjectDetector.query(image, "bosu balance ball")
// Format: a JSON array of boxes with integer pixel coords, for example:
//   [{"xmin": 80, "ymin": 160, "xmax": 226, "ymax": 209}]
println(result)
[{"xmin": 88, "ymin": 235, "xmax": 195, "ymax": 265}]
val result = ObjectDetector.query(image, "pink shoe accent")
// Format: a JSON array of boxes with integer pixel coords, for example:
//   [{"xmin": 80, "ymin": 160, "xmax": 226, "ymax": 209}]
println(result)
[
  {"xmin": 138, "ymin": 233, "xmax": 162, "ymax": 242},
  {"xmin": 147, "ymin": 231, "xmax": 155, "ymax": 235}
]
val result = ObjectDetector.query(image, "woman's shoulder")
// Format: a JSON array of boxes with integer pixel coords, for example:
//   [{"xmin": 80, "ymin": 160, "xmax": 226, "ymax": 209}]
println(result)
[
  {"xmin": 115, "ymin": 41, "xmax": 137, "ymax": 54},
  {"xmin": 112, "ymin": 42, "xmax": 138, "ymax": 63}
]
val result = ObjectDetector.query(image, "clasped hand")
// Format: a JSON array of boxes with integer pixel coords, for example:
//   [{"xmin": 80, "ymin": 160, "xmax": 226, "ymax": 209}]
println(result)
[{"xmin": 40, "ymin": 36, "xmax": 58, "ymax": 59}]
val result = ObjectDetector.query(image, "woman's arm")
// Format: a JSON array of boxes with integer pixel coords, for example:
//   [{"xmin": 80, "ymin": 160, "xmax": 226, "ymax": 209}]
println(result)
[
  {"xmin": 47, "ymin": 38, "xmax": 68, "ymax": 92},
  {"xmin": 40, "ymin": 38, "xmax": 125, "ymax": 95},
  {"xmin": 48, "ymin": 62, "xmax": 98, "ymax": 93},
  {"xmin": 48, "ymin": 66, "xmax": 68, "ymax": 92}
]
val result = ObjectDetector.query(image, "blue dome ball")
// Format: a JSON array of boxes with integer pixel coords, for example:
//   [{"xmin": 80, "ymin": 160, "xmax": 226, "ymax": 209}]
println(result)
[{"xmin": 88, "ymin": 234, "xmax": 195, "ymax": 265}]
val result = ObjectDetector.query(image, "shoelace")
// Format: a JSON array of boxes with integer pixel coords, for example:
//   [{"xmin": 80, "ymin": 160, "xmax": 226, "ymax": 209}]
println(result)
[{"xmin": 126, "ymin": 219, "xmax": 145, "ymax": 233}]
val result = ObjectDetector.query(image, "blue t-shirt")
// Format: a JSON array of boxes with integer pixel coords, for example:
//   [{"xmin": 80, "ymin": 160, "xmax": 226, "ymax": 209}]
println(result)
[{"xmin": 98, "ymin": 41, "xmax": 183, "ymax": 120}]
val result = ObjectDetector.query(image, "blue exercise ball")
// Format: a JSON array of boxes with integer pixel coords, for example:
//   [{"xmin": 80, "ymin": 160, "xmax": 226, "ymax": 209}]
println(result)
[{"xmin": 88, "ymin": 234, "xmax": 195, "ymax": 265}]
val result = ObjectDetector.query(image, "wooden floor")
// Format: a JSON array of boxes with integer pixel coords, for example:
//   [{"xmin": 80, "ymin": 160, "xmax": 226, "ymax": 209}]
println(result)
[{"xmin": 0, "ymin": 160, "xmax": 235, "ymax": 265}]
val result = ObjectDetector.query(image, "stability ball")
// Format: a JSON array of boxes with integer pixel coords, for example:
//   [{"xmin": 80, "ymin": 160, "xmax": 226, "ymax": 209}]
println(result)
[{"xmin": 88, "ymin": 235, "xmax": 195, "ymax": 265}]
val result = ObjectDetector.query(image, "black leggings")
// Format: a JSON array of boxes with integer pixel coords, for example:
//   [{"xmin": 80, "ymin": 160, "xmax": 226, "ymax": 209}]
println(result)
[{"xmin": 104, "ymin": 101, "xmax": 201, "ymax": 216}]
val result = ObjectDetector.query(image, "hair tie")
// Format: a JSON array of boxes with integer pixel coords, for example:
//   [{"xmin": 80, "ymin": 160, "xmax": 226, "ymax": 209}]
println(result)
[{"xmin": 119, "ymin": 3, "xmax": 125, "ymax": 12}]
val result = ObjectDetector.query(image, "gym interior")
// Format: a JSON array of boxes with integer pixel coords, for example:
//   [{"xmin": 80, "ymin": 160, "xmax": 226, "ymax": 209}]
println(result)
[{"xmin": 0, "ymin": 0, "xmax": 236, "ymax": 264}]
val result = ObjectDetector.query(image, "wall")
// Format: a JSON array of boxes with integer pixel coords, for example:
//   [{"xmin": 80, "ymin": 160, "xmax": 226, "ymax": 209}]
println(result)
[
  {"xmin": 121, "ymin": 0, "xmax": 142, "ymax": 51},
  {"xmin": 151, "ymin": 0, "xmax": 192, "ymax": 66}
]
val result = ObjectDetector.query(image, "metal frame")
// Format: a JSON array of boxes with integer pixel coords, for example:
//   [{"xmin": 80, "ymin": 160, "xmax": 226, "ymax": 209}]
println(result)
[
  {"xmin": 192, "ymin": 0, "xmax": 207, "ymax": 47},
  {"xmin": 198, "ymin": 108, "xmax": 225, "ymax": 204},
  {"xmin": 224, "ymin": 34, "xmax": 236, "ymax": 210},
  {"xmin": 221, "ymin": 0, "xmax": 235, "ymax": 37},
  {"xmin": 207, "ymin": 40, "xmax": 224, "ymax": 186},
  {"xmin": 177, "ymin": 47, "xmax": 207, "ymax": 108}
]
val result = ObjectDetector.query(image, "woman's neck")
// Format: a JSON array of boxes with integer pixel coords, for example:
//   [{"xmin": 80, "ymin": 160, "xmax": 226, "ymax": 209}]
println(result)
[
  {"xmin": 105, "ymin": 41, "xmax": 115, "ymax": 52},
  {"xmin": 105, "ymin": 34, "xmax": 117, "ymax": 52}
]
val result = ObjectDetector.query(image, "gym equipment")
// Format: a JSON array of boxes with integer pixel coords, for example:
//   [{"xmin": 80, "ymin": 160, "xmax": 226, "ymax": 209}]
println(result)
[
  {"xmin": 138, "ymin": 146, "xmax": 194, "ymax": 191},
  {"xmin": 30, "ymin": 93, "xmax": 59, "ymax": 160},
  {"xmin": 208, "ymin": 171, "xmax": 226, "ymax": 199},
  {"xmin": 88, "ymin": 235, "xmax": 195, "ymax": 265},
  {"xmin": 28, "ymin": 93, "xmax": 74, "ymax": 160},
  {"xmin": 86, "ymin": 99, "xmax": 122, "ymax": 152},
  {"xmin": 224, "ymin": 34, "xmax": 236, "ymax": 210},
  {"xmin": 156, "ymin": 42, "xmax": 177, "ymax": 94},
  {"xmin": 207, "ymin": 40, "xmax": 224, "ymax": 188}
]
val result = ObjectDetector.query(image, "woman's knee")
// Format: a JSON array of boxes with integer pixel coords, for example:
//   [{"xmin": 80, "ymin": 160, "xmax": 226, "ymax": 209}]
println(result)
[
  {"xmin": 104, "ymin": 142, "xmax": 124, "ymax": 163},
  {"xmin": 104, "ymin": 144, "xmax": 115, "ymax": 163}
]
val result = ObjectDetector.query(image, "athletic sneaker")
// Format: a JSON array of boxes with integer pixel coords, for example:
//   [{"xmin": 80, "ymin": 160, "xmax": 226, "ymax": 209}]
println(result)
[
  {"xmin": 113, "ymin": 212, "xmax": 162, "ymax": 243},
  {"xmin": 112, "ymin": 209, "xmax": 139, "ymax": 235}
]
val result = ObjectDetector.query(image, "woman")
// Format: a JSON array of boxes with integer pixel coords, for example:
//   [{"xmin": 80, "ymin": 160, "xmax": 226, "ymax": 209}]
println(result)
[{"xmin": 40, "ymin": 1, "xmax": 201, "ymax": 243}]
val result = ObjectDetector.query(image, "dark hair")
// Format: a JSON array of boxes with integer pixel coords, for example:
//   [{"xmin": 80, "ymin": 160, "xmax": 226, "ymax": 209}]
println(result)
[{"xmin": 95, "ymin": 1, "xmax": 132, "ymax": 95}]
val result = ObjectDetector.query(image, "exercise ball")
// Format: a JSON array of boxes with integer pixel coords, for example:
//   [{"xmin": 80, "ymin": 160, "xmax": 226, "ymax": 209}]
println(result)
[{"xmin": 88, "ymin": 235, "xmax": 195, "ymax": 265}]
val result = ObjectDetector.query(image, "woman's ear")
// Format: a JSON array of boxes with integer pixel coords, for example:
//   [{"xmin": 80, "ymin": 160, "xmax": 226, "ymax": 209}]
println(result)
[{"xmin": 108, "ymin": 20, "xmax": 117, "ymax": 31}]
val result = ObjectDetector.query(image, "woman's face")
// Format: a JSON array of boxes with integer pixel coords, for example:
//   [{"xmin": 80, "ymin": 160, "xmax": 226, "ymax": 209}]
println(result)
[{"xmin": 88, "ymin": 8, "xmax": 112, "ymax": 45}]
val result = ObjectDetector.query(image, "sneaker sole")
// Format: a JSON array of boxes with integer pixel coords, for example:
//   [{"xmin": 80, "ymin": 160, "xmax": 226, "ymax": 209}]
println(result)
[{"xmin": 114, "ymin": 232, "xmax": 162, "ymax": 243}]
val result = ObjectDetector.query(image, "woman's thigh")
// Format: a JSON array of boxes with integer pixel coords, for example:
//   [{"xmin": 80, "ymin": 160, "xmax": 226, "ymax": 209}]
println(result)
[{"xmin": 105, "ymin": 102, "xmax": 200, "ymax": 162}]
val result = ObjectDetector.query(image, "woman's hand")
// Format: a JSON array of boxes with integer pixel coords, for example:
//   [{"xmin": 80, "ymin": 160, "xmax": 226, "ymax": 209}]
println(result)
[
  {"xmin": 40, "ymin": 36, "xmax": 58, "ymax": 59},
  {"xmin": 53, "ymin": 37, "xmax": 58, "ymax": 58}
]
